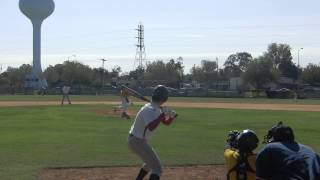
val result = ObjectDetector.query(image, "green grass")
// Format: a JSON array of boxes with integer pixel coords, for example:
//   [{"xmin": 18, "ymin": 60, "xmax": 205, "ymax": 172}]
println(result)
[
  {"xmin": 0, "ymin": 105, "xmax": 320, "ymax": 179},
  {"xmin": 0, "ymin": 94, "xmax": 320, "ymax": 104}
]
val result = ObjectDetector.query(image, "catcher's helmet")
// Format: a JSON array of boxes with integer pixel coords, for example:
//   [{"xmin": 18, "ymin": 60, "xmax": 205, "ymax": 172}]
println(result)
[
  {"xmin": 236, "ymin": 129, "xmax": 259, "ymax": 153},
  {"xmin": 264, "ymin": 121, "xmax": 294, "ymax": 143},
  {"xmin": 152, "ymin": 85, "xmax": 169, "ymax": 102}
]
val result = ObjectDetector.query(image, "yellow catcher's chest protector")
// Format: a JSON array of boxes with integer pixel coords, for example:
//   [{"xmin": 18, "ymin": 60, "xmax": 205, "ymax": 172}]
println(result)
[{"xmin": 224, "ymin": 149, "xmax": 256, "ymax": 180}]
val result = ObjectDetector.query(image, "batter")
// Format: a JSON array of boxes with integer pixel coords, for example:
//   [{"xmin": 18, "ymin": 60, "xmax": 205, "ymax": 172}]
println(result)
[{"xmin": 128, "ymin": 85, "xmax": 177, "ymax": 180}]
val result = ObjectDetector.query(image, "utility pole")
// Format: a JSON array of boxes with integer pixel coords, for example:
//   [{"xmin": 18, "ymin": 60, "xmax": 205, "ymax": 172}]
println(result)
[
  {"xmin": 296, "ymin": 48, "xmax": 303, "ymax": 98},
  {"xmin": 297, "ymin": 48, "xmax": 303, "ymax": 68},
  {"xmin": 135, "ymin": 23, "xmax": 146, "ymax": 69},
  {"xmin": 216, "ymin": 57, "xmax": 219, "ymax": 71},
  {"xmin": 100, "ymin": 58, "xmax": 107, "ymax": 89}
]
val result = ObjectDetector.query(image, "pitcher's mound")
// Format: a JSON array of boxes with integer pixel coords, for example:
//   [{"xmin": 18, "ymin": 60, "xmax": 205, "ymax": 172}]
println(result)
[{"xmin": 40, "ymin": 165, "xmax": 226, "ymax": 180}]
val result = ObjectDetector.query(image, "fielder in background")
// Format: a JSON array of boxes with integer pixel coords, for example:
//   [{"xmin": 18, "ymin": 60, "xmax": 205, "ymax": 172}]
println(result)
[
  {"xmin": 256, "ymin": 122, "xmax": 320, "ymax": 180},
  {"xmin": 128, "ymin": 85, "xmax": 177, "ymax": 180},
  {"xmin": 61, "ymin": 84, "xmax": 71, "ymax": 105},
  {"xmin": 224, "ymin": 129, "xmax": 259, "ymax": 180},
  {"xmin": 114, "ymin": 86, "xmax": 131, "ymax": 119}
]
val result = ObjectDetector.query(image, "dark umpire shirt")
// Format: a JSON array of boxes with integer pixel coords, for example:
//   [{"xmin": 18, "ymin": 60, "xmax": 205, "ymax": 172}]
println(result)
[{"xmin": 256, "ymin": 142, "xmax": 320, "ymax": 180}]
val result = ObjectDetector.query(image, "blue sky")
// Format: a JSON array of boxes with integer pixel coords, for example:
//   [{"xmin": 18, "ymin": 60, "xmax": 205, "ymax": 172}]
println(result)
[{"xmin": 1, "ymin": 0, "xmax": 320, "ymax": 73}]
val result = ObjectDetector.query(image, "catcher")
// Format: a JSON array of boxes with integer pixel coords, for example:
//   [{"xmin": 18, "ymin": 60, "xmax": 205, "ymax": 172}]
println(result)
[{"xmin": 224, "ymin": 129, "xmax": 259, "ymax": 180}]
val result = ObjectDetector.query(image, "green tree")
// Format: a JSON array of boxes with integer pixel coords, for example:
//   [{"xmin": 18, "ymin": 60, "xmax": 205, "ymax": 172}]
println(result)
[
  {"xmin": 110, "ymin": 66, "xmax": 121, "ymax": 78},
  {"xmin": 263, "ymin": 43, "xmax": 298, "ymax": 79},
  {"xmin": 224, "ymin": 52, "xmax": 253, "ymax": 77},
  {"xmin": 0, "ymin": 72, "xmax": 9, "ymax": 86},
  {"xmin": 145, "ymin": 61, "xmax": 166, "ymax": 80},
  {"xmin": 166, "ymin": 59, "xmax": 184, "ymax": 86},
  {"xmin": 5, "ymin": 64, "xmax": 32, "ymax": 88},
  {"xmin": 144, "ymin": 59, "xmax": 183, "ymax": 87},
  {"xmin": 191, "ymin": 60, "xmax": 218, "ymax": 86},
  {"xmin": 43, "ymin": 61, "xmax": 119, "ymax": 88},
  {"xmin": 43, "ymin": 64, "xmax": 63, "ymax": 86},
  {"xmin": 60, "ymin": 61, "xmax": 93, "ymax": 85},
  {"xmin": 302, "ymin": 63, "xmax": 320, "ymax": 85},
  {"xmin": 242, "ymin": 57, "xmax": 279, "ymax": 89},
  {"xmin": 91, "ymin": 67, "xmax": 110, "ymax": 87},
  {"xmin": 129, "ymin": 66, "xmax": 145, "ymax": 80}
]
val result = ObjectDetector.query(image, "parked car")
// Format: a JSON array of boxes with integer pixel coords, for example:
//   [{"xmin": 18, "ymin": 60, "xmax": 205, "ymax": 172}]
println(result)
[{"xmin": 266, "ymin": 88, "xmax": 295, "ymax": 99}]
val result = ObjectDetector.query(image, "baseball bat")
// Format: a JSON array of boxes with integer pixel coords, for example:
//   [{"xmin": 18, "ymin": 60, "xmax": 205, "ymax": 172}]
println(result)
[
  {"xmin": 121, "ymin": 85, "xmax": 178, "ymax": 118},
  {"xmin": 121, "ymin": 85, "xmax": 151, "ymax": 102}
]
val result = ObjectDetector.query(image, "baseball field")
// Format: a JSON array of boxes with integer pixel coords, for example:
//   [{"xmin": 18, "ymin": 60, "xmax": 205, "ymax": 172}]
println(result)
[{"xmin": 0, "ymin": 95, "xmax": 320, "ymax": 179}]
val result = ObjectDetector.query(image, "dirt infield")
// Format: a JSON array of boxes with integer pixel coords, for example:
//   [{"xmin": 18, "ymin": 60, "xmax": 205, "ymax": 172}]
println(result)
[
  {"xmin": 1, "ymin": 100, "xmax": 320, "ymax": 112},
  {"xmin": 40, "ymin": 165, "xmax": 226, "ymax": 180}
]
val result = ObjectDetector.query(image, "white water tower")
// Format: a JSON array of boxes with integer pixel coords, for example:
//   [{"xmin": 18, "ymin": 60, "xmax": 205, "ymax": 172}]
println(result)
[{"xmin": 19, "ymin": 0, "xmax": 55, "ymax": 89}]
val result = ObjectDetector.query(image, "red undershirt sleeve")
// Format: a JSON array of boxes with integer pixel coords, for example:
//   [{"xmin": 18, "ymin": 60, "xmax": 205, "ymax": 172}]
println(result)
[
  {"xmin": 161, "ymin": 117, "xmax": 174, "ymax": 126},
  {"xmin": 147, "ymin": 113, "xmax": 165, "ymax": 131}
]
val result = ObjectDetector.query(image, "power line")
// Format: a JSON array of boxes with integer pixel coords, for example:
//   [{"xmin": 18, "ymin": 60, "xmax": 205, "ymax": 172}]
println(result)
[{"xmin": 145, "ymin": 24, "xmax": 320, "ymax": 31}]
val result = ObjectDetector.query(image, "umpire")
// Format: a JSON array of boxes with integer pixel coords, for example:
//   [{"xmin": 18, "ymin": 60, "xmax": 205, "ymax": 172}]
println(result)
[{"xmin": 256, "ymin": 122, "xmax": 320, "ymax": 180}]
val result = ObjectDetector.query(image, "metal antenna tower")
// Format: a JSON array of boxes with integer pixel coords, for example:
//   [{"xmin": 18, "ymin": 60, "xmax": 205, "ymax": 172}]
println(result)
[{"xmin": 135, "ymin": 23, "xmax": 146, "ymax": 68}]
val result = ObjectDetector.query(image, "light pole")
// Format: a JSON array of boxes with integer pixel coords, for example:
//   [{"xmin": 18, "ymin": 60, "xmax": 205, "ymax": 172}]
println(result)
[
  {"xmin": 297, "ymin": 48, "xmax": 303, "ymax": 68},
  {"xmin": 100, "ymin": 58, "xmax": 107, "ymax": 89},
  {"xmin": 296, "ymin": 48, "xmax": 303, "ymax": 97}
]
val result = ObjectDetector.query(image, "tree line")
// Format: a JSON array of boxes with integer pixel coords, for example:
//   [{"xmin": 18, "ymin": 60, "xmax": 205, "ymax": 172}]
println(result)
[{"xmin": 0, "ymin": 43, "xmax": 320, "ymax": 90}]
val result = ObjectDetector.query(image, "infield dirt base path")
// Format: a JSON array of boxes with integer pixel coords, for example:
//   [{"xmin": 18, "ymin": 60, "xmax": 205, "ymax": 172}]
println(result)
[{"xmin": 1, "ymin": 100, "xmax": 320, "ymax": 112}]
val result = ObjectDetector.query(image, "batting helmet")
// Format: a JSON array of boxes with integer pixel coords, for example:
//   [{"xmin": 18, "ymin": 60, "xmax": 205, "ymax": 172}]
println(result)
[
  {"xmin": 264, "ymin": 121, "xmax": 295, "ymax": 143},
  {"xmin": 152, "ymin": 85, "xmax": 169, "ymax": 103},
  {"xmin": 236, "ymin": 129, "xmax": 259, "ymax": 153}
]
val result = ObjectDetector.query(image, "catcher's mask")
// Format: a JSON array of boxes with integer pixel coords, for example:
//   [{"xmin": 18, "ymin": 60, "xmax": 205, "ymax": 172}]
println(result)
[
  {"xmin": 263, "ymin": 121, "xmax": 295, "ymax": 144},
  {"xmin": 152, "ymin": 85, "xmax": 169, "ymax": 103},
  {"xmin": 236, "ymin": 129, "xmax": 259, "ymax": 153}
]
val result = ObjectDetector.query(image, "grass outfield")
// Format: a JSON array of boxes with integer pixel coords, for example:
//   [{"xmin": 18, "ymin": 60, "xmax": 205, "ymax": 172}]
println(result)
[
  {"xmin": 0, "ymin": 105, "xmax": 320, "ymax": 179},
  {"xmin": 0, "ymin": 94, "xmax": 320, "ymax": 104}
]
